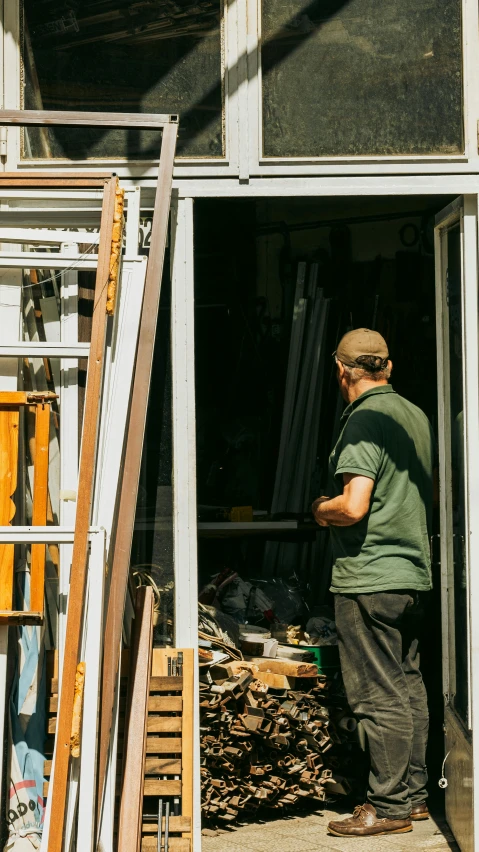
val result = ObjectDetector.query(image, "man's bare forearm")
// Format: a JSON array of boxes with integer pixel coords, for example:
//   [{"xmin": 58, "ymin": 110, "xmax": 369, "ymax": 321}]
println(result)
[
  {"xmin": 312, "ymin": 474, "xmax": 373, "ymax": 528},
  {"xmin": 312, "ymin": 495, "xmax": 362, "ymax": 527}
]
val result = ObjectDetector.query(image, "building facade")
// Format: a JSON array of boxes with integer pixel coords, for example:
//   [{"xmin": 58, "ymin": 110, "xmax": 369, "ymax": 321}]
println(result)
[{"xmin": 1, "ymin": 1, "xmax": 479, "ymax": 849}]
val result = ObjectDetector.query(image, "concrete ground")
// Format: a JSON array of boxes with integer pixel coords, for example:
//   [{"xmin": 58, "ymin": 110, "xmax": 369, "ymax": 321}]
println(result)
[{"xmin": 202, "ymin": 806, "xmax": 459, "ymax": 852}]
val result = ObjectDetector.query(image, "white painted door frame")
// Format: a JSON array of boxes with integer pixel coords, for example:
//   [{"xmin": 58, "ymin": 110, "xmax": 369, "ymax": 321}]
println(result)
[
  {"xmin": 169, "ymin": 188, "xmax": 479, "ymax": 852},
  {"xmin": 434, "ymin": 195, "xmax": 479, "ymax": 852}
]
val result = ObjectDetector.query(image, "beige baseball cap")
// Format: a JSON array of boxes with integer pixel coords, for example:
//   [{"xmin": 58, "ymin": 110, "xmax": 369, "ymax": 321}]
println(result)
[{"xmin": 335, "ymin": 328, "xmax": 389, "ymax": 368}]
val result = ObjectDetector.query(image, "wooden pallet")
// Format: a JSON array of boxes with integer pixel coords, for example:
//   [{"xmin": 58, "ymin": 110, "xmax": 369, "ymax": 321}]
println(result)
[
  {"xmin": 43, "ymin": 647, "xmax": 194, "ymax": 850},
  {"xmin": 139, "ymin": 648, "xmax": 194, "ymax": 852}
]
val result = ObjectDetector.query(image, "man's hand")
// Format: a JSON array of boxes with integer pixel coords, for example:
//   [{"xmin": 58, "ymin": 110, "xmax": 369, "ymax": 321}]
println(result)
[{"xmin": 312, "ymin": 473, "xmax": 374, "ymax": 527}]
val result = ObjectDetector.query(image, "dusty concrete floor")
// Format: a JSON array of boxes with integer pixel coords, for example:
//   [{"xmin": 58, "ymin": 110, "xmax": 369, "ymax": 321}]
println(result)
[{"xmin": 202, "ymin": 806, "xmax": 459, "ymax": 852}]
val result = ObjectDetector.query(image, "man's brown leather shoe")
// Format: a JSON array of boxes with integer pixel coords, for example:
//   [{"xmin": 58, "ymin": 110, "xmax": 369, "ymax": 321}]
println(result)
[
  {"xmin": 328, "ymin": 803, "xmax": 413, "ymax": 837},
  {"xmin": 411, "ymin": 802, "xmax": 429, "ymax": 821}
]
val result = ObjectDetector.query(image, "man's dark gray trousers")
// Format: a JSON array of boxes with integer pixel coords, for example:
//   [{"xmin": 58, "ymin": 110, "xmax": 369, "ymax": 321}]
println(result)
[{"xmin": 334, "ymin": 590, "xmax": 429, "ymax": 819}]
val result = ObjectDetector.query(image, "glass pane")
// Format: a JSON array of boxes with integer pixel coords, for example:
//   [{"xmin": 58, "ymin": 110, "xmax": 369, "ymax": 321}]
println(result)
[
  {"xmin": 446, "ymin": 223, "xmax": 468, "ymax": 725},
  {"xmin": 23, "ymin": 0, "xmax": 224, "ymax": 159},
  {"xmin": 262, "ymin": 0, "xmax": 463, "ymax": 157}
]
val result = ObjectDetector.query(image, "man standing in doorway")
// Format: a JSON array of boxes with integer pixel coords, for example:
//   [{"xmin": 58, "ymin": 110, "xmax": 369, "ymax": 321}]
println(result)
[{"xmin": 312, "ymin": 329, "xmax": 434, "ymax": 838}]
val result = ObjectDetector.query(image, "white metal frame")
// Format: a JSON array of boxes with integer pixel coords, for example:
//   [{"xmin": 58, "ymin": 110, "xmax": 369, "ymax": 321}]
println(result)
[
  {"xmin": 170, "ymin": 197, "xmax": 201, "ymax": 850},
  {"xmin": 93, "ymin": 255, "xmax": 148, "ymax": 543},
  {"xmin": 434, "ymin": 200, "xmax": 460, "ymax": 709},
  {"xmin": 462, "ymin": 195, "xmax": 479, "ymax": 852},
  {"xmin": 57, "ymin": 240, "xmax": 79, "ymax": 677},
  {"xmin": 36, "ymin": 527, "xmax": 107, "ymax": 852},
  {"xmin": 0, "ymin": 528, "xmax": 107, "ymax": 852},
  {"xmin": 435, "ymin": 196, "xmax": 479, "ymax": 725},
  {"xmin": 167, "ymin": 186, "xmax": 479, "ymax": 852},
  {"xmin": 0, "ymin": 251, "xmax": 22, "ymax": 826},
  {"xmin": 434, "ymin": 195, "xmax": 479, "ymax": 852},
  {"xmin": 2, "ymin": 0, "xmax": 479, "ymax": 178}
]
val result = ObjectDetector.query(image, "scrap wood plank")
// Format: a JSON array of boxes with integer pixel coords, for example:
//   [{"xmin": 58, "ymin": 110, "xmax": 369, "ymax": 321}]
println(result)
[
  {"xmin": 150, "ymin": 675, "xmax": 183, "ymax": 691},
  {"xmin": 142, "ymin": 816, "xmax": 191, "ymax": 833},
  {"xmin": 30, "ymin": 401, "xmax": 50, "ymax": 613},
  {"xmin": 96, "ymin": 121, "xmax": 178, "ymax": 827},
  {"xmin": 144, "ymin": 757, "xmax": 181, "ymax": 774},
  {"xmin": 0, "ymin": 406, "xmax": 19, "ymax": 611},
  {"xmin": 225, "ymin": 657, "xmax": 318, "ymax": 690},
  {"xmin": 118, "ymin": 586, "xmax": 154, "ymax": 852},
  {"xmin": 180, "ymin": 649, "xmax": 194, "ymax": 837},
  {"xmin": 148, "ymin": 695, "xmax": 182, "ymax": 712},
  {"xmin": 47, "ymin": 174, "xmax": 118, "ymax": 852},
  {"xmin": 254, "ymin": 671, "xmax": 318, "ymax": 690},
  {"xmin": 245, "ymin": 657, "xmax": 318, "ymax": 677},
  {"xmin": 144, "ymin": 779, "xmax": 182, "ymax": 796},
  {"xmin": 0, "ymin": 391, "xmax": 35, "ymax": 404},
  {"xmin": 141, "ymin": 838, "xmax": 190, "ymax": 851},
  {"xmin": 146, "ymin": 737, "xmax": 182, "ymax": 754},
  {"xmin": 147, "ymin": 716, "xmax": 182, "ymax": 733}
]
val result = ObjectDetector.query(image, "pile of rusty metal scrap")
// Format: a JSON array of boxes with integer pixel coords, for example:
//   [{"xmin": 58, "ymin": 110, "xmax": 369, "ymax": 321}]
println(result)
[{"xmin": 199, "ymin": 657, "xmax": 358, "ymax": 826}]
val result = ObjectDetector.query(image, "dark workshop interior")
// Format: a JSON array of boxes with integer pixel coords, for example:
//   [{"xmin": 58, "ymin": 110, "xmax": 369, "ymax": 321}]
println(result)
[
  {"xmin": 132, "ymin": 194, "xmax": 460, "ymax": 826},
  {"xmin": 193, "ymin": 195, "xmax": 455, "ymax": 818}
]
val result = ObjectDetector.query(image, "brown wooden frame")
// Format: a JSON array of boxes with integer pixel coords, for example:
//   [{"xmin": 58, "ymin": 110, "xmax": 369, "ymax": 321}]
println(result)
[
  {"xmin": 0, "ymin": 172, "xmax": 113, "ymax": 186},
  {"xmin": 118, "ymin": 586, "xmax": 154, "ymax": 852},
  {"xmin": 96, "ymin": 118, "xmax": 178, "ymax": 832}
]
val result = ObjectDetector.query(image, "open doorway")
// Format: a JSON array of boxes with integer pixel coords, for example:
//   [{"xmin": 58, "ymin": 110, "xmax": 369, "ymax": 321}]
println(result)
[{"xmin": 193, "ymin": 195, "xmax": 453, "ymax": 836}]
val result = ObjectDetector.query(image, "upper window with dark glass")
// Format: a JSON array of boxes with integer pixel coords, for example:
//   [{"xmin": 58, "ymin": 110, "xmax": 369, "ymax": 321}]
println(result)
[
  {"xmin": 262, "ymin": 0, "xmax": 463, "ymax": 158},
  {"xmin": 23, "ymin": 0, "xmax": 224, "ymax": 159}
]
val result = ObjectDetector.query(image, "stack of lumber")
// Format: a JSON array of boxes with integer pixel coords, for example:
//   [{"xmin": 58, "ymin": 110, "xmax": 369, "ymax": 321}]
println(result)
[{"xmin": 199, "ymin": 656, "xmax": 354, "ymax": 826}]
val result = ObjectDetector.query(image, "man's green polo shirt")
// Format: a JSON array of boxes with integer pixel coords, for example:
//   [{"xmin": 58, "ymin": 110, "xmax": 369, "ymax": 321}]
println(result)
[{"xmin": 328, "ymin": 384, "xmax": 434, "ymax": 594}]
